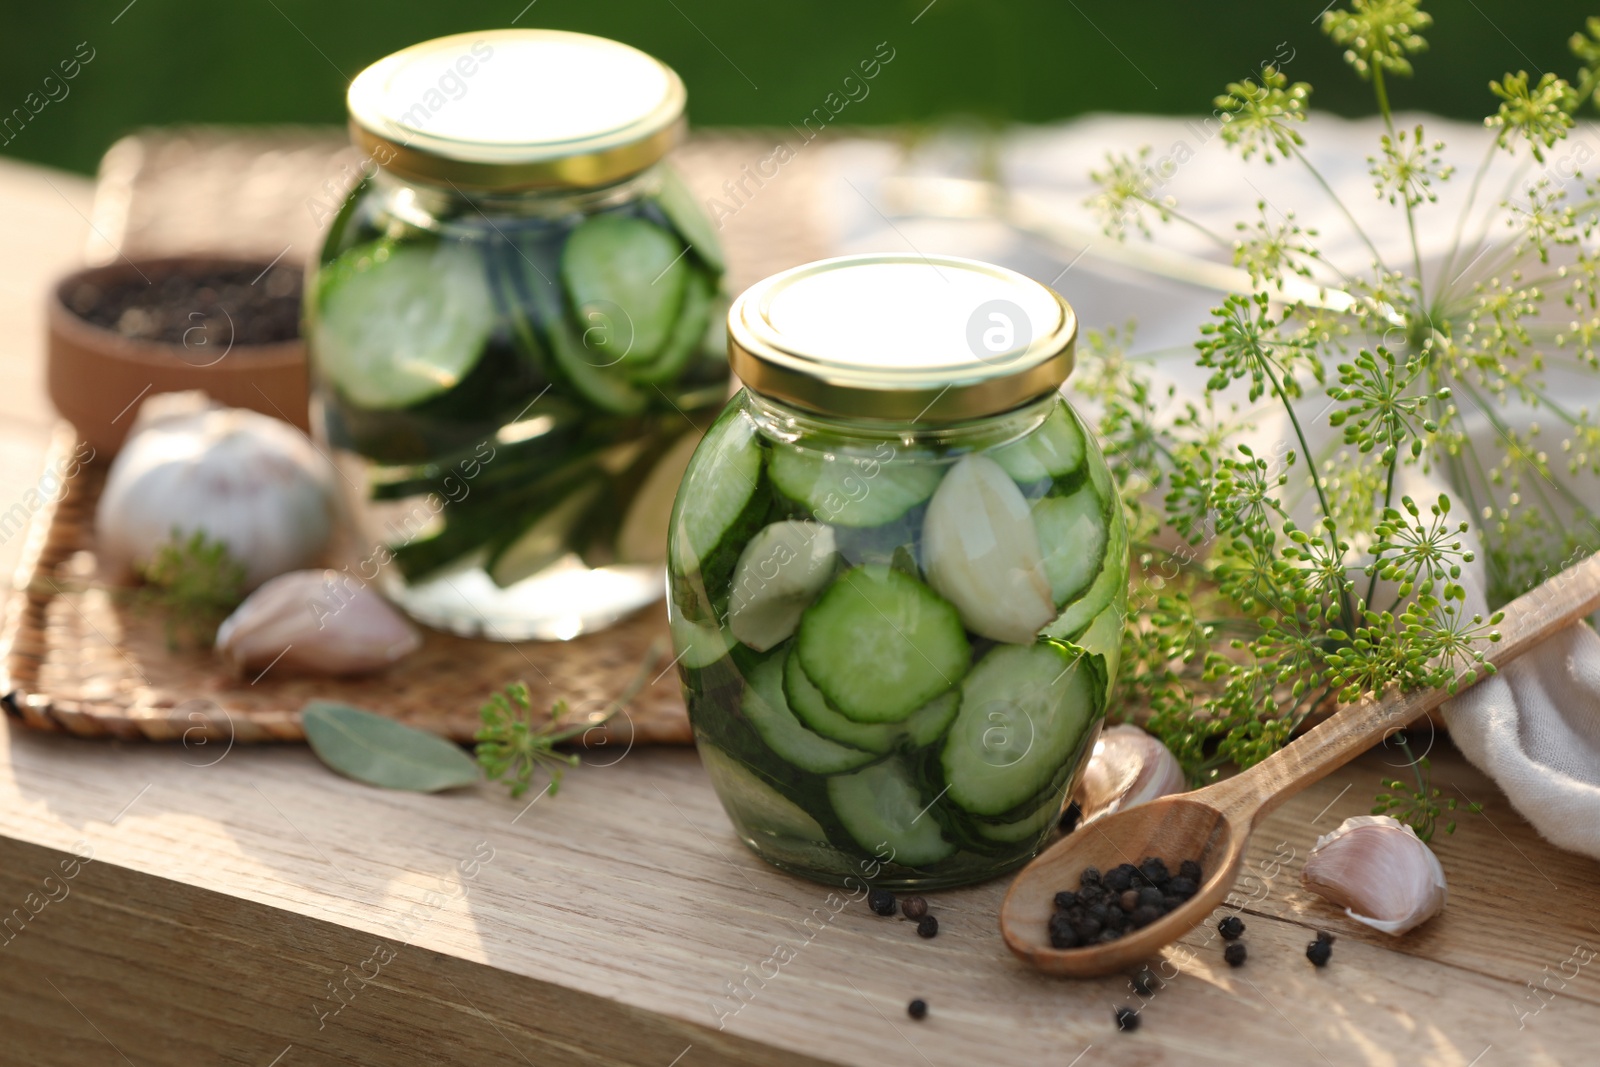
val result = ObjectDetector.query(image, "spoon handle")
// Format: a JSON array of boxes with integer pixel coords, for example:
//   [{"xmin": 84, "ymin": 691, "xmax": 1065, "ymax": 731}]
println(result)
[{"xmin": 1197, "ymin": 551, "xmax": 1600, "ymax": 824}]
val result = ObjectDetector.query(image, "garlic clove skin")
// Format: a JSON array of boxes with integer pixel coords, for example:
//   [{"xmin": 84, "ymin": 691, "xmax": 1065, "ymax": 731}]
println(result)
[
  {"xmin": 1301, "ymin": 814, "xmax": 1447, "ymax": 935},
  {"xmin": 215, "ymin": 570, "xmax": 421, "ymax": 676},
  {"xmin": 921, "ymin": 454, "xmax": 1054, "ymax": 643},
  {"xmin": 1073, "ymin": 724, "xmax": 1186, "ymax": 826},
  {"xmin": 728, "ymin": 521, "xmax": 838, "ymax": 651},
  {"xmin": 97, "ymin": 393, "xmax": 334, "ymax": 590}
]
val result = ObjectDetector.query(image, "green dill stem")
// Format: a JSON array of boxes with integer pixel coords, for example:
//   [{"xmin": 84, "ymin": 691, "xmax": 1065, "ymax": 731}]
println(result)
[
  {"xmin": 1289, "ymin": 144, "xmax": 1386, "ymax": 271},
  {"xmin": 1371, "ymin": 68, "xmax": 1425, "ymax": 293},
  {"xmin": 1365, "ymin": 453, "xmax": 1401, "ymax": 610},
  {"xmin": 1130, "ymin": 194, "xmax": 1234, "ymax": 248},
  {"xmin": 1434, "ymin": 139, "xmax": 1501, "ymax": 305},
  {"xmin": 545, "ymin": 637, "xmax": 667, "ymax": 743}
]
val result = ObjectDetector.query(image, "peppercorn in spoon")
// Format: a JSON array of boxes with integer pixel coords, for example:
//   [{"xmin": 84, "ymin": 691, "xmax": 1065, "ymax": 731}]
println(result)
[{"xmin": 1000, "ymin": 551, "xmax": 1600, "ymax": 977}]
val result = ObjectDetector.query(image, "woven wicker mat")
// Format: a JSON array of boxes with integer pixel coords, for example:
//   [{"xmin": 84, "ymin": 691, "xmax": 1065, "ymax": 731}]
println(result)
[{"xmin": 1, "ymin": 127, "xmax": 834, "ymax": 746}]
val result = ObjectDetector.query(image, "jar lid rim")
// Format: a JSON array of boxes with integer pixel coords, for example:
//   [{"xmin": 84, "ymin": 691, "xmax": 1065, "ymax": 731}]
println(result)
[
  {"xmin": 347, "ymin": 30, "xmax": 686, "ymax": 191},
  {"xmin": 727, "ymin": 254, "xmax": 1077, "ymax": 422}
]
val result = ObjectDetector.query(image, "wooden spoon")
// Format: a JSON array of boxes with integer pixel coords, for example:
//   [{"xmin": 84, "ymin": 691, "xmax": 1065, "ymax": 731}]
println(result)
[{"xmin": 1001, "ymin": 552, "xmax": 1600, "ymax": 977}]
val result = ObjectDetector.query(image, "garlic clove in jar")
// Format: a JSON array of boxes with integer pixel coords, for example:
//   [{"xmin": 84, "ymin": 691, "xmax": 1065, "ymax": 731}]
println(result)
[
  {"xmin": 215, "ymin": 569, "xmax": 421, "ymax": 676},
  {"xmin": 728, "ymin": 520, "xmax": 838, "ymax": 651},
  {"xmin": 921, "ymin": 454, "xmax": 1054, "ymax": 643},
  {"xmin": 96, "ymin": 392, "xmax": 334, "ymax": 590},
  {"xmin": 1301, "ymin": 814, "xmax": 1447, "ymax": 935},
  {"xmin": 1073, "ymin": 724, "xmax": 1186, "ymax": 826}
]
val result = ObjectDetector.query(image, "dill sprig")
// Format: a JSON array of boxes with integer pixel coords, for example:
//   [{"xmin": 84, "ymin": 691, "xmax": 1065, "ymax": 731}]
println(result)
[{"xmin": 139, "ymin": 529, "xmax": 247, "ymax": 649}]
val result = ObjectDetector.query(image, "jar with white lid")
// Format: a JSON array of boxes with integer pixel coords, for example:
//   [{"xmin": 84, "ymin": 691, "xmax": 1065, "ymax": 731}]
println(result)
[
  {"xmin": 307, "ymin": 29, "xmax": 728, "ymax": 640},
  {"xmin": 668, "ymin": 254, "xmax": 1129, "ymax": 889}
]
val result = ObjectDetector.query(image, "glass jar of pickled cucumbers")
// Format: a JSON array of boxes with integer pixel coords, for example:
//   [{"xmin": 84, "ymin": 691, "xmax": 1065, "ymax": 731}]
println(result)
[
  {"xmin": 307, "ymin": 30, "xmax": 728, "ymax": 640},
  {"xmin": 668, "ymin": 254, "xmax": 1129, "ymax": 889}
]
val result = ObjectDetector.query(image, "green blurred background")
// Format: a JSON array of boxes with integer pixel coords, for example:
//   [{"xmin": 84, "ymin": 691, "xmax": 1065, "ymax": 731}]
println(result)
[{"xmin": 0, "ymin": 0, "xmax": 1591, "ymax": 176}]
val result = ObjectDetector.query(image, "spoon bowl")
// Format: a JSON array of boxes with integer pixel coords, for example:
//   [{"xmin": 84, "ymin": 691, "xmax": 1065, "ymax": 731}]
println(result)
[{"xmin": 1000, "ymin": 552, "xmax": 1600, "ymax": 977}]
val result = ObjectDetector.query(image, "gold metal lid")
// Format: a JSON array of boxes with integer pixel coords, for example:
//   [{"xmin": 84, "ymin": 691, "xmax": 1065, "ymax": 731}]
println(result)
[
  {"xmin": 728, "ymin": 254, "xmax": 1077, "ymax": 422},
  {"xmin": 347, "ymin": 30, "xmax": 687, "ymax": 191}
]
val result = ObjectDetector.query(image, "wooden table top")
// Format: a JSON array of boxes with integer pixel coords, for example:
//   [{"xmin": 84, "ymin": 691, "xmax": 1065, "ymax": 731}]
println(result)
[{"xmin": 4, "ymin": 155, "xmax": 1600, "ymax": 1067}]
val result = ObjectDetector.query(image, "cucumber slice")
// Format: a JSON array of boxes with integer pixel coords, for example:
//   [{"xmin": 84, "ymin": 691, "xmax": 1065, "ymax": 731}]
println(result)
[
  {"xmin": 784, "ymin": 651, "xmax": 898, "ymax": 754},
  {"xmin": 698, "ymin": 743, "xmax": 827, "ymax": 843},
  {"xmin": 992, "ymin": 401, "xmax": 1086, "ymax": 483},
  {"xmin": 530, "ymin": 279, "xmax": 650, "ymax": 415},
  {"xmin": 670, "ymin": 404, "xmax": 765, "ymax": 575},
  {"xmin": 902, "ymin": 690, "xmax": 961, "ymax": 748},
  {"xmin": 769, "ymin": 446, "xmax": 942, "ymax": 528},
  {"xmin": 630, "ymin": 268, "xmax": 715, "ymax": 385},
  {"xmin": 487, "ymin": 482, "xmax": 603, "ymax": 587},
  {"xmin": 669, "ymin": 611, "xmax": 735, "ymax": 670},
  {"xmin": 655, "ymin": 166, "xmax": 726, "ymax": 273},
  {"xmin": 796, "ymin": 566, "xmax": 970, "ymax": 724},
  {"xmin": 314, "ymin": 241, "xmax": 495, "ymax": 410},
  {"xmin": 741, "ymin": 654, "xmax": 878, "ymax": 775},
  {"xmin": 827, "ymin": 758, "xmax": 956, "ymax": 867},
  {"xmin": 561, "ymin": 214, "xmax": 688, "ymax": 364},
  {"xmin": 728, "ymin": 521, "xmax": 838, "ymax": 651},
  {"xmin": 972, "ymin": 790, "xmax": 1066, "ymax": 844},
  {"xmin": 617, "ymin": 430, "xmax": 703, "ymax": 563},
  {"xmin": 1068, "ymin": 589, "xmax": 1128, "ymax": 691},
  {"xmin": 941, "ymin": 642, "xmax": 1101, "ymax": 816},
  {"xmin": 1041, "ymin": 498, "xmax": 1128, "ymax": 640},
  {"xmin": 1034, "ymin": 486, "xmax": 1108, "ymax": 607}
]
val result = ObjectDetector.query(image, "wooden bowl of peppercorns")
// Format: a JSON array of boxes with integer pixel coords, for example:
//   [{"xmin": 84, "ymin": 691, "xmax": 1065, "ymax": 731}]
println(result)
[{"xmin": 48, "ymin": 256, "xmax": 309, "ymax": 455}]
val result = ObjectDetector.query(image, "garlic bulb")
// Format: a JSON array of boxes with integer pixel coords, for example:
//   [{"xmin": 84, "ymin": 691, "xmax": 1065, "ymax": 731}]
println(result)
[
  {"xmin": 1073, "ymin": 724, "xmax": 1185, "ymax": 826},
  {"xmin": 728, "ymin": 521, "xmax": 838, "ymax": 651},
  {"xmin": 1301, "ymin": 814, "xmax": 1447, "ymax": 935},
  {"xmin": 97, "ymin": 391, "xmax": 334, "ymax": 589},
  {"xmin": 921, "ymin": 454, "xmax": 1054, "ymax": 643},
  {"xmin": 216, "ymin": 569, "xmax": 420, "ymax": 676}
]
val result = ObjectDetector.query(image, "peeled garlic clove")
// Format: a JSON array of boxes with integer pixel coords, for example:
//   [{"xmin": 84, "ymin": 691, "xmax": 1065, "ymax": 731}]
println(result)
[
  {"xmin": 1073, "ymin": 724, "xmax": 1185, "ymax": 826},
  {"xmin": 1301, "ymin": 814, "xmax": 1447, "ymax": 935},
  {"xmin": 215, "ymin": 570, "xmax": 421, "ymax": 676},
  {"xmin": 921, "ymin": 454, "xmax": 1054, "ymax": 643},
  {"xmin": 728, "ymin": 521, "xmax": 838, "ymax": 651}
]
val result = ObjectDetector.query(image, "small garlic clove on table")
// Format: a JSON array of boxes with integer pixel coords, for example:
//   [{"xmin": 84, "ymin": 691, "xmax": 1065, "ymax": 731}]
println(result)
[
  {"xmin": 1073, "ymin": 724, "xmax": 1186, "ymax": 826},
  {"xmin": 921, "ymin": 454, "xmax": 1054, "ymax": 644},
  {"xmin": 1301, "ymin": 814, "xmax": 1447, "ymax": 935},
  {"xmin": 216, "ymin": 570, "xmax": 421, "ymax": 676}
]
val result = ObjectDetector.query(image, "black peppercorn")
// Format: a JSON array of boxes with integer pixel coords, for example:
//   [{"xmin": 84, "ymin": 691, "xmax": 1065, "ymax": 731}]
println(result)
[
  {"xmin": 1167, "ymin": 876, "xmax": 1198, "ymax": 898},
  {"xmin": 1306, "ymin": 938, "xmax": 1333, "ymax": 967},
  {"xmin": 1316, "ymin": 930, "xmax": 1336, "ymax": 944},
  {"xmin": 868, "ymin": 888, "xmax": 896, "ymax": 917},
  {"xmin": 1224, "ymin": 942, "xmax": 1247, "ymax": 967},
  {"xmin": 1052, "ymin": 890, "xmax": 1077, "ymax": 912},
  {"xmin": 1075, "ymin": 915, "xmax": 1104, "ymax": 940},
  {"xmin": 1048, "ymin": 913, "xmax": 1080, "ymax": 949},
  {"xmin": 1059, "ymin": 800, "xmax": 1082, "ymax": 834},
  {"xmin": 1114, "ymin": 1006, "xmax": 1141, "ymax": 1032},
  {"xmin": 1096, "ymin": 928, "xmax": 1120, "ymax": 943},
  {"xmin": 1131, "ymin": 905, "xmax": 1162, "ymax": 927},
  {"xmin": 1178, "ymin": 859, "xmax": 1202, "ymax": 882},
  {"xmin": 1217, "ymin": 916, "xmax": 1245, "ymax": 940},
  {"xmin": 1104, "ymin": 864, "xmax": 1138, "ymax": 892},
  {"xmin": 908, "ymin": 998, "xmax": 928, "ymax": 1020},
  {"xmin": 1136, "ymin": 886, "xmax": 1165, "ymax": 910},
  {"xmin": 1080, "ymin": 866, "xmax": 1103, "ymax": 886},
  {"xmin": 1130, "ymin": 967, "xmax": 1158, "ymax": 997},
  {"xmin": 1076, "ymin": 883, "xmax": 1109, "ymax": 907},
  {"xmin": 902, "ymin": 896, "xmax": 929, "ymax": 921},
  {"xmin": 1139, "ymin": 858, "xmax": 1171, "ymax": 887},
  {"xmin": 916, "ymin": 915, "xmax": 939, "ymax": 939},
  {"xmin": 1087, "ymin": 902, "xmax": 1113, "ymax": 925}
]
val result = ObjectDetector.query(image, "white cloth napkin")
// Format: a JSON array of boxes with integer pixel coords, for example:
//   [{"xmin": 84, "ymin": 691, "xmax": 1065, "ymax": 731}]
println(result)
[{"xmin": 820, "ymin": 112, "xmax": 1600, "ymax": 857}]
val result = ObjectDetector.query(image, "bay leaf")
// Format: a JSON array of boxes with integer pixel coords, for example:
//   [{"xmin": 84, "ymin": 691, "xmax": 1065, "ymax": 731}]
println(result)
[{"xmin": 302, "ymin": 701, "xmax": 480, "ymax": 793}]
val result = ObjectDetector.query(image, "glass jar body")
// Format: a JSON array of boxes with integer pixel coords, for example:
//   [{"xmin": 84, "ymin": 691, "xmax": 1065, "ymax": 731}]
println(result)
[
  {"xmin": 306, "ymin": 165, "xmax": 729, "ymax": 640},
  {"xmin": 667, "ymin": 388, "xmax": 1129, "ymax": 889}
]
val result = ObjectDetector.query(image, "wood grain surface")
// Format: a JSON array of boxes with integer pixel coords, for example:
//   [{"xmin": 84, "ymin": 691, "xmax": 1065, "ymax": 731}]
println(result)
[{"xmin": 5, "ymin": 150, "xmax": 1600, "ymax": 1066}]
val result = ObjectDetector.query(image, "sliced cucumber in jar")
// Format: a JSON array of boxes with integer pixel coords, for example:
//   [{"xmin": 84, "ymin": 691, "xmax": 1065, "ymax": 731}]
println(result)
[
  {"xmin": 728, "ymin": 521, "xmax": 838, "ymax": 652},
  {"xmin": 629, "ymin": 268, "xmax": 715, "ymax": 385},
  {"xmin": 654, "ymin": 166, "xmax": 726, "ymax": 274},
  {"xmin": 941, "ymin": 642, "xmax": 1102, "ymax": 817},
  {"xmin": 530, "ymin": 279, "xmax": 650, "ymax": 415},
  {"xmin": 314, "ymin": 240, "xmax": 496, "ymax": 410},
  {"xmin": 1041, "ymin": 496, "xmax": 1128, "ymax": 641},
  {"xmin": 991, "ymin": 401, "xmax": 1086, "ymax": 484},
  {"xmin": 827, "ymin": 758, "xmax": 956, "ymax": 868},
  {"xmin": 971, "ymin": 789, "xmax": 1068, "ymax": 844},
  {"xmin": 741, "ymin": 653, "xmax": 878, "ymax": 775},
  {"xmin": 921, "ymin": 454, "xmax": 1055, "ymax": 644},
  {"xmin": 1033, "ymin": 485, "xmax": 1108, "ymax": 607},
  {"xmin": 669, "ymin": 610, "xmax": 735, "ymax": 670},
  {"xmin": 768, "ymin": 446, "xmax": 942, "ymax": 528},
  {"xmin": 698, "ymin": 743, "xmax": 828, "ymax": 843},
  {"xmin": 783, "ymin": 650, "xmax": 899, "ymax": 754},
  {"xmin": 670, "ymin": 404, "xmax": 766, "ymax": 579},
  {"xmin": 487, "ymin": 482, "xmax": 604, "ymax": 587},
  {"xmin": 616, "ymin": 430, "xmax": 704, "ymax": 564},
  {"xmin": 561, "ymin": 214, "xmax": 688, "ymax": 364},
  {"xmin": 794, "ymin": 565, "xmax": 970, "ymax": 724},
  {"xmin": 902, "ymin": 690, "xmax": 961, "ymax": 748}
]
